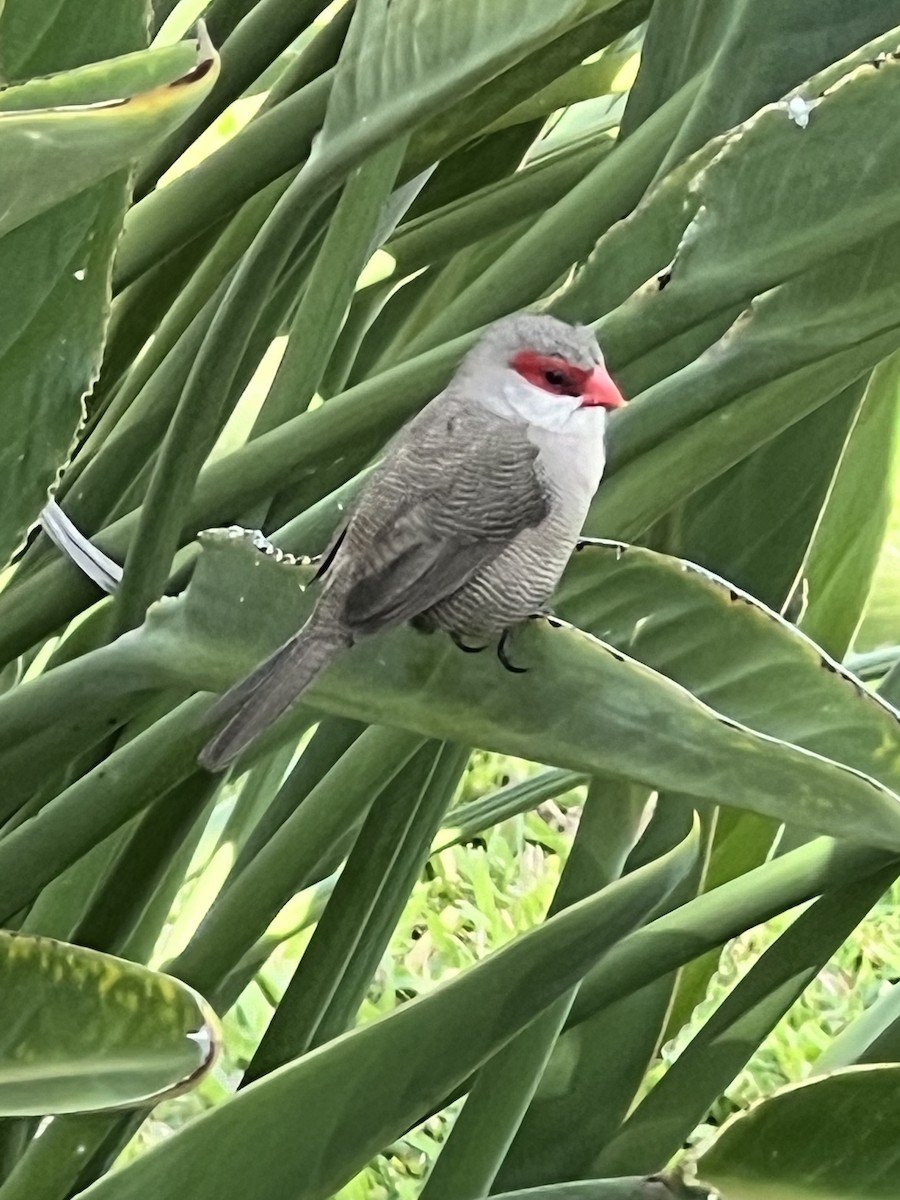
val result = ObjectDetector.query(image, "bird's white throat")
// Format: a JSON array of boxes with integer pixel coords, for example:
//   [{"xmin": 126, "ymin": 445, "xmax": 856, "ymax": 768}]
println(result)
[{"xmin": 489, "ymin": 375, "xmax": 589, "ymax": 432}]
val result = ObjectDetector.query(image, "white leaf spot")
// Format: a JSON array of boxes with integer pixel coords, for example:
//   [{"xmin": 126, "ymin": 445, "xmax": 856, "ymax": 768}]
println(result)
[{"xmin": 787, "ymin": 94, "xmax": 812, "ymax": 128}]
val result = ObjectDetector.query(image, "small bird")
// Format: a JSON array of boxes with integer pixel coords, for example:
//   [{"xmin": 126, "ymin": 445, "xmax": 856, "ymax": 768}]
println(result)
[{"xmin": 199, "ymin": 312, "xmax": 625, "ymax": 772}]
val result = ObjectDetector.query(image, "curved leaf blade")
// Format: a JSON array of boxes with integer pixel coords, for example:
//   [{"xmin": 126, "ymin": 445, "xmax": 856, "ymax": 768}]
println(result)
[
  {"xmin": 0, "ymin": 36, "xmax": 219, "ymax": 239},
  {"xmin": 0, "ymin": 932, "xmax": 218, "ymax": 1116},
  {"xmin": 692, "ymin": 1065, "xmax": 900, "ymax": 1200},
  {"xmin": 125, "ymin": 531, "xmax": 900, "ymax": 849},
  {"xmin": 77, "ymin": 825, "xmax": 698, "ymax": 1200},
  {"xmin": 557, "ymin": 540, "xmax": 900, "ymax": 797}
]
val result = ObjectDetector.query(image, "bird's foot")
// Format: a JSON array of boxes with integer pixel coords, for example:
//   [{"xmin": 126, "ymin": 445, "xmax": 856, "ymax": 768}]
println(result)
[
  {"xmin": 451, "ymin": 631, "xmax": 489, "ymax": 655},
  {"xmin": 497, "ymin": 629, "xmax": 527, "ymax": 674}
]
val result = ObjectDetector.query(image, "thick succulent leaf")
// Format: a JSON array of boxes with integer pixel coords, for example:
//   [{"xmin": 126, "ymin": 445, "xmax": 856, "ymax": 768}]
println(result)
[
  {"xmin": 0, "ymin": 34, "xmax": 219, "ymax": 569},
  {"xmin": 661, "ymin": 808, "xmax": 778, "ymax": 1041},
  {"xmin": 401, "ymin": 78, "xmax": 698, "ymax": 355},
  {"xmin": 93, "ymin": 530, "xmax": 900, "ymax": 849},
  {"xmin": 628, "ymin": 0, "xmax": 900, "ymax": 167},
  {"xmin": 602, "ymin": 41, "xmax": 900, "ymax": 370},
  {"xmin": 0, "ymin": 696, "xmax": 212, "ymax": 907},
  {"xmin": 815, "ymin": 982, "xmax": 900, "ymax": 1073},
  {"xmin": 0, "ymin": 184, "xmax": 128, "ymax": 568},
  {"xmin": 484, "ymin": 53, "xmax": 632, "ymax": 133},
  {"xmin": 406, "ymin": 0, "xmax": 649, "ymax": 172},
  {"xmin": 426, "ymin": 779, "xmax": 654, "ymax": 1200},
  {"xmin": 318, "ymin": 0, "xmax": 592, "ymax": 151},
  {"xmin": 0, "ymin": 37, "xmax": 219, "ymax": 239},
  {"xmin": 0, "ymin": 932, "xmax": 217, "ymax": 1116},
  {"xmin": 0, "ymin": 0, "xmax": 151, "ymax": 80},
  {"xmin": 692, "ymin": 1066, "xmax": 900, "ymax": 1200},
  {"xmin": 435, "ymin": 767, "xmax": 587, "ymax": 851},
  {"xmin": 495, "ymin": 801, "xmax": 698, "ymax": 1193},
  {"xmin": 119, "ymin": 0, "xmax": 601, "ymax": 284},
  {"xmin": 568, "ymin": 837, "xmax": 894, "ymax": 1033},
  {"xmin": 651, "ymin": 385, "xmax": 864, "ymax": 609},
  {"xmin": 76, "ymin": 826, "xmax": 697, "ymax": 1200},
  {"xmin": 618, "ymin": 0, "xmax": 730, "ymax": 138},
  {"xmin": 490, "ymin": 1183, "xmax": 705, "ymax": 1200},
  {"xmin": 6, "ymin": 514, "xmax": 900, "ymax": 851},
  {"xmin": 127, "ymin": 201, "xmax": 900, "ymax": 596},
  {"xmin": 799, "ymin": 354, "xmax": 900, "ymax": 658},
  {"xmin": 590, "ymin": 864, "xmax": 898, "ymax": 1177},
  {"xmin": 10, "ymin": 207, "xmax": 898, "ymax": 666},
  {"xmin": 592, "ymin": 295, "xmax": 900, "ymax": 548},
  {"xmin": 243, "ymin": 742, "xmax": 469, "ymax": 1079},
  {"xmin": 556, "ymin": 541, "xmax": 900, "ymax": 793},
  {"xmin": 167, "ymin": 725, "xmax": 425, "ymax": 1004},
  {"xmin": 384, "ymin": 133, "xmax": 613, "ymax": 281}
]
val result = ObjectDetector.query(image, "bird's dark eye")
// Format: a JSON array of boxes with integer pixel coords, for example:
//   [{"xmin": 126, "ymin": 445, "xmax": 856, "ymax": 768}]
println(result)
[{"xmin": 544, "ymin": 369, "xmax": 566, "ymax": 387}]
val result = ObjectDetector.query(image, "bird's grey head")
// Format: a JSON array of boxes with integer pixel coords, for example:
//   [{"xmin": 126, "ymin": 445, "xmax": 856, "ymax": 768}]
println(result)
[{"xmin": 455, "ymin": 312, "xmax": 625, "ymax": 431}]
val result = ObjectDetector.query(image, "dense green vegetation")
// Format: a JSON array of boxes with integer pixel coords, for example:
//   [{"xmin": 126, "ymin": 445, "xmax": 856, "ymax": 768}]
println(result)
[{"xmin": 2, "ymin": 2, "xmax": 900, "ymax": 1198}]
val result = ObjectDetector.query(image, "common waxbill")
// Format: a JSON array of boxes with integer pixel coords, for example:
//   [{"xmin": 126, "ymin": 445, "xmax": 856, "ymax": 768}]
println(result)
[{"xmin": 199, "ymin": 312, "xmax": 625, "ymax": 771}]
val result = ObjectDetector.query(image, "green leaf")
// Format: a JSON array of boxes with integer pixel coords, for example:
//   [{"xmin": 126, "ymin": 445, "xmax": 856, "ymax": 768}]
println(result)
[
  {"xmin": 110, "ymin": 0, "xmax": 611, "ymax": 629},
  {"xmin": 0, "ymin": 33, "xmax": 219, "ymax": 569},
  {"xmin": 74, "ymin": 825, "xmax": 698, "ymax": 1200},
  {"xmin": 662, "ymin": 808, "xmax": 778, "ymax": 1042},
  {"xmin": 407, "ymin": 0, "xmax": 650, "ymax": 171},
  {"xmin": 568, "ymin": 838, "xmax": 895, "ymax": 1033},
  {"xmin": 814, "ymin": 981, "xmax": 900, "ymax": 1073},
  {"xmin": 319, "ymin": 0, "xmax": 590, "ymax": 152},
  {"xmin": 0, "ymin": 38, "xmax": 219, "ymax": 240},
  {"xmin": 114, "ymin": 69, "xmax": 331, "ymax": 291},
  {"xmin": 117, "ymin": 0, "xmax": 601, "ymax": 286},
  {"xmin": 0, "ymin": 185, "xmax": 128, "ymax": 569},
  {"xmin": 0, "ymin": 697, "xmax": 213, "ymax": 918},
  {"xmin": 651, "ymin": 384, "xmax": 864, "ymax": 609},
  {"xmin": 692, "ymin": 1066, "xmax": 900, "ymax": 1200},
  {"xmin": 799, "ymin": 353, "xmax": 900, "ymax": 658},
  {"xmin": 155, "ymin": 542, "xmax": 900, "ymax": 845},
  {"xmin": 0, "ymin": 932, "xmax": 217, "ymax": 1116},
  {"xmin": 383, "ymin": 132, "xmax": 612, "ymax": 285},
  {"xmin": 491, "ymin": 1182, "xmax": 706, "ymax": 1200},
  {"xmin": 602, "ymin": 43, "xmax": 900, "ymax": 370},
  {"xmin": 617, "ymin": 0, "xmax": 730, "ymax": 139},
  {"xmin": 230, "ymin": 716, "xmax": 364, "ymax": 875},
  {"xmin": 401, "ymin": 77, "xmax": 699, "ymax": 355},
  {"xmin": 243, "ymin": 741, "xmax": 469, "ymax": 1080},
  {"xmin": 484, "ymin": 53, "xmax": 632, "ymax": 134},
  {"xmin": 167, "ymin": 725, "xmax": 424, "ymax": 1004},
  {"xmin": 15, "ymin": 529, "xmax": 900, "ymax": 850},
  {"xmin": 252, "ymin": 137, "xmax": 408, "ymax": 435},
  {"xmin": 555, "ymin": 541, "xmax": 900, "ymax": 799},
  {"xmin": 495, "ymin": 803, "xmax": 698, "ymax": 1193},
  {"xmin": 591, "ymin": 864, "xmax": 898, "ymax": 1177},
  {"xmin": 423, "ymin": 779, "xmax": 655, "ymax": 1200},
  {"xmin": 0, "ymin": 0, "xmax": 151, "ymax": 79},
  {"xmin": 631, "ymin": 0, "xmax": 900, "ymax": 170},
  {"xmin": 434, "ymin": 767, "xmax": 587, "ymax": 852},
  {"xmin": 137, "ymin": 0, "xmax": 332, "ymax": 194}
]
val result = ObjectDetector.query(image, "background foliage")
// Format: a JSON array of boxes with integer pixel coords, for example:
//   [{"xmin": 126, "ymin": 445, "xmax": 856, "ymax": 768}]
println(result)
[{"xmin": 2, "ymin": 1, "xmax": 900, "ymax": 1198}]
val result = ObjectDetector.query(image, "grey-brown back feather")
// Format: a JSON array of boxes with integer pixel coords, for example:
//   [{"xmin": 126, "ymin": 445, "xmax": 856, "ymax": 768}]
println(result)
[{"xmin": 331, "ymin": 391, "xmax": 548, "ymax": 635}]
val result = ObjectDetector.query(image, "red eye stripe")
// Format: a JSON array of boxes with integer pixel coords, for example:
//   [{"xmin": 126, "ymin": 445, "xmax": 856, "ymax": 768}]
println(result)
[{"xmin": 510, "ymin": 350, "xmax": 591, "ymax": 398}]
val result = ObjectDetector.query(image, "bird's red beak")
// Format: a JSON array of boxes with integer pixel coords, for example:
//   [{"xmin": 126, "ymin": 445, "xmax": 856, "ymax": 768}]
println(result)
[{"xmin": 581, "ymin": 366, "xmax": 626, "ymax": 411}]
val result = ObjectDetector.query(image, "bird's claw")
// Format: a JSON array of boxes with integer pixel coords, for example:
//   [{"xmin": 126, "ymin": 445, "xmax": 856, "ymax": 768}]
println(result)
[
  {"xmin": 451, "ymin": 632, "xmax": 488, "ymax": 655},
  {"xmin": 497, "ymin": 629, "xmax": 527, "ymax": 674}
]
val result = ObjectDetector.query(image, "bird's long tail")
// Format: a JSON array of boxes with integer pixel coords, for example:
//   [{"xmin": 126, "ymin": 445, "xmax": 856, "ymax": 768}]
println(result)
[{"xmin": 199, "ymin": 621, "xmax": 350, "ymax": 772}]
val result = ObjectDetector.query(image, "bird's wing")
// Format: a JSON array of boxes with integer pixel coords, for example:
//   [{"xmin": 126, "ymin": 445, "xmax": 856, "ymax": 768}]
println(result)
[{"xmin": 336, "ymin": 399, "xmax": 549, "ymax": 635}]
